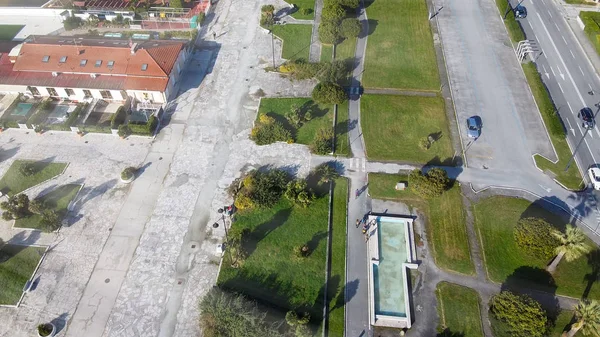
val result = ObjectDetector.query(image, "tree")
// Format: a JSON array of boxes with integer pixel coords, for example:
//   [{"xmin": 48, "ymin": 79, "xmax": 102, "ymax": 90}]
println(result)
[
  {"xmin": 250, "ymin": 115, "xmax": 292, "ymax": 145},
  {"xmin": 29, "ymin": 199, "xmax": 45, "ymax": 215},
  {"xmin": 321, "ymin": 3, "xmax": 345, "ymax": 23},
  {"xmin": 337, "ymin": 0, "xmax": 359, "ymax": 8},
  {"xmin": 312, "ymin": 82, "xmax": 347, "ymax": 104},
  {"xmin": 285, "ymin": 179, "xmax": 314, "ymax": 207},
  {"xmin": 318, "ymin": 60, "xmax": 349, "ymax": 84},
  {"xmin": 199, "ymin": 287, "xmax": 281, "ymax": 337},
  {"xmin": 340, "ymin": 18, "xmax": 361, "ymax": 38},
  {"xmin": 63, "ymin": 16, "xmax": 83, "ymax": 31},
  {"xmin": 319, "ymin": 21, "xmax": 341, "ymax": 45},
  {"xmin": 565, "ymin": 299, "xmax": 600, "ymax": 337},
  {"xmin": 489, "ymin": 291, "xmax": 547, "ymax": 337},
  {"xmin": 408, "ymin": 168, "xmax": 449, "ymax": 199},
  {"xmin": 314, "ymin": 162, "xmax": 340, "ymax": 184},
  {"xmin": 0, "ymin": 194, "xmax": 30, "ymax": 220},
  {"xmin": 547, "ymin": 225, "xmax": 591, "ymax": 273},
  {"xmin": 514, "ymin": 217, "xmax": 561, "ymax": 260},
  {"xmin": 238, "ymin": 169, "xmax": 289, "ymax": 208},
  {"xmin": 169, "ymin": 0, "xmax": 183, "ymax": 8},
  {"xmin": 41, "ymin": 209, "xmax": 61, "ymax": 232},
  {"xmin": 311, "ymin": 127, "xmax": 334, "ymax": 155}
]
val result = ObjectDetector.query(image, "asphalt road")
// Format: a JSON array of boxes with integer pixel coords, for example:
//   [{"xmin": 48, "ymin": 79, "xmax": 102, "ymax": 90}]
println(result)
[{"xmin": 512, "ymin": 0, "xmax": 600, "ymax": 171}]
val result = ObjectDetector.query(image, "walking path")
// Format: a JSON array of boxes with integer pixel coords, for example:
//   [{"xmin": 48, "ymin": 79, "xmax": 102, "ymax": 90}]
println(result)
[{"xmin": 308, "ymin": 0, "xmax": 324, "ymax": 62}]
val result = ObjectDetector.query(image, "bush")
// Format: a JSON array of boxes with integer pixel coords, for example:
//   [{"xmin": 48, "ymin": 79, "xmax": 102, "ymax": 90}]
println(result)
[
  {"xmin": 65, "ymin": 103, "xmax": 87, "ymax": 127},
  {"xmin": 0, "ymin": 194, "xmax": 30, "ymax": 220},
  {"xmin": 197, "ymin": 12, "xmax": 206, "ymax": 26},
  {"xmin": 340, "ymin": 18, "xmax": 361, "ymax": 38},
  {"xmin": 319, "ymin": 21, "xmax": 341, "ymax": 45},
  {"xmin": 250, "ymin": 115, "xmax": 292, "ymax": 145},
  {"xmin": 514, "ymin": 217, "xmax": 560, "ymax": 260},
  {"xmin": 19, "ymin": 162, "xmax": 36, "ymax": 177},
  {"xmin": 338, "ymin": 0, "xmax": 359, "ymax": 8},
  {"xmin": 408, "ymin": 168, "xmax": 449, "ymax": 199},
  {"xmin": 294, "ymin": 244, "xmax": 311, "ymax": 257},
  {"xmin": 312, "ymin": 82, "xmax": 347, "ymax": 104},
  {"xmin": 129, "ymin": 115, "xmax": 158, "ymax": 136},
  {"xmin": 284, "ymin": 179, "xmax": 314, "ymax": 207},
  {"xmin": 111, "ymin": 106, "xmax": 127, "ymax": 129},
  {"xmin": 199, "ymin": 287, "xmax": 281, "ymax": 337},
  {"xmin": 285, "ymin": 310, "xmax": 310, "ymax": 325},
  {"xmin": 233, "ymin": 169, "xmax": 289, "ymax": 209},
  {"xmin": 261, "ymin": 4, "xmax": 275, "ymax": 13},
  {"xmin": 63, "ymin": 16, "xmax": 83, "ymax": 30},
  {"xmin": 300, "ymin": 8, "xmax": 313, "ymax": 15},
  {"xmin": 118, "ymin": 124, "xmax": 131, "ymax": 138},
  {"xmin": 37, "ymin": 324, "xmax": 53, "ymax": 337},
  {"xmin": 121, "ymin": 167, "xmax": 136, "ymax": 181},
  {"xmin": 282, "ymin": 59, "xmax": 323, "ymax": 80},
  {"xmin": 317, "ymin": 60, "xmax": 350, "ymax": 84},
  {"xmin": 311, "ymin": 127, "xmax": 334, "ymax": 155},
  {"xmin": 489, "ymin": 291, "xmax": 548, "ymax": 337},
  {"xmin": 169, "ymin": 0, "xmax": 183, "ymax": 8},
  {"xmin": 41, "ymin": 209, "xmax": 61, "ymax": 232},
  {"xmin": 321, "ymin": 3, "xmax": 345, "ymax": 23},
  {"xmin": 29, "ymin": 199, "xmax": 45, "ymax": 215}
]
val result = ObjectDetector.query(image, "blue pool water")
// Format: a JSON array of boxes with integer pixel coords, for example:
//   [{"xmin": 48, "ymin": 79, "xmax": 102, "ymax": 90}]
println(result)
[
  {"xmin": 11, "ymin": 103, "xmax": 33, "ymax": 116},
  {"xmin": 373, "ymin": 217, "xmax": 409, "ymax": 317}
]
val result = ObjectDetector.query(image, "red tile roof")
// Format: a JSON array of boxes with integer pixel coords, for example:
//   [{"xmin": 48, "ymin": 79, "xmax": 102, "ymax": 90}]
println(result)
[{"xmin": 0, "ymin": 36, "xmax": 186, "ymax": 92}]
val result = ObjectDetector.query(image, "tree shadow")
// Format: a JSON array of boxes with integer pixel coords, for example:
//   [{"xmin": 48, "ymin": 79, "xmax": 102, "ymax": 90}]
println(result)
[
  {"xmin": 7, "ymin": 230, "xmax": 40, "ymax": 246},
  {"xmin": 73, "ymin": 179, "xmax": 118, "ymax": 210},
  {"xmin": 519, "ymin": 197, "xmax": 569, "ymax": 232},
  {"xmin": 306, "ymin": 231, "xmax": 327, "ymax": 254},
  {"xmin": 331, "ymin": 278, "xmax": 359, "ymax": 312},
  {"xmin": 425, "ymin": 155, "xmax": 461, "ymax": 168},
  {"xmin": 243, "ymin": 208, "xmax": 292, "ymax": 257},
  {"xmin": 583, "ymin": 249, "xmax": 600, "ymax": 299},
  {"xmin": 437, "ymin": 328, "xmax": 465, "ymax": 337},
  {"xmin": 359, "ymin": 19, "xmax": 378, "ymax": 38},
  {"xmin": 0, "ymin": 145, "xmax": 19, "ymax": 163},
  {"xmin": 50, "ymin": 312, "xmax": 69, "ymax": 334},
  {"xmin": 501, "ymin": 266, "xmax": 560, "ymax": 322},
  {"xmin": 134, "ymin": 161, "xmax": 152, "ymax": 177}
]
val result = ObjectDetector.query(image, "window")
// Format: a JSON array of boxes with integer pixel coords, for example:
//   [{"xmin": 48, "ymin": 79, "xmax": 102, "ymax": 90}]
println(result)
[
  {"xmin": 141, "ymin": 63, "xmax": 148, "ymax": 71},
  {"xmin": 42, "ymin": 55, "xmax": 50, "ymax": 63},
  {"xmin": 107, "ymin": 60, "xmax": 114, "ymax": 68},
  {"xmin": 65, "ymin": 88, "xmax": 75, "ymax": 96},
  {"xmin": 59, "ymin": 56, "xmax": 67, "ymax": 63},
  {"xmin": 80, "ymin": 59, "xmax": 87, "ymax": 66},
  {"xmin": 46, "ymin": 88, "xmax": 58, "ymax": 96},
  {"xmin": 95, "ymin": 60, "xmax": 102, "ymax": 67},
  {"xmin": 100, "ymin": 90, "xmax": 112, "ymax": 99},
  {"xmin": 83, "ymin": 90, "xmax": 92, "ymax": 98},
  {"xmin": 29, "ymin": 87, "xmax": 40, "ymax": 96}
]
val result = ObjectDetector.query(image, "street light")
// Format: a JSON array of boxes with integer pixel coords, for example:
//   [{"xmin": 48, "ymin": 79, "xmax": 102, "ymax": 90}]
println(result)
[
  {"xmin": 216, "ymin": 207, "xmax": 229, "ymax": 240},
  {"xmin": 565, "ymin": 103, "xmax": 600, "ymax": 171}
]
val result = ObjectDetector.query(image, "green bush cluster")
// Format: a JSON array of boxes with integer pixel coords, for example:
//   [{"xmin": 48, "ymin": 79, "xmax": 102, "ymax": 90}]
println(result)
[
  {"xmin": 311, "ymin": 82, "xmax": 347, "ymax": 104},
  {"xmin": 489, "ymin": 291, "xmax": 548, "ymax": 337},
  {"xmin": 0, "ymin": 194, "xmax": 30, "ymax": 221},
  {"xmin": 129, "ymin": 115, "xmax": 158, "ymax": 136},
  {"xmin": 319, "ymin": 0, "xmax": 360, "ymax": 45},
  {"xmin": 260, "ymin": 5, "xmax": 275, "ymax": 27},
  {"xmin": 282, "ymin": 59, "xmax": 350, "ymax": 84},
  {"xmin": 111, "ymin": 106, "xmax": 127, "ymax": 129},
  {"xmin": 65, "ymin": 103, "xmax": 87, "ymax": 127},
  {"xmin": 284, "ymin": 179, "xmax": 315, "ymax": 207},
  {"xmin": 408, "ymin": 168, "xmax": 450, "ymax": 199},
  {"xmin": 514, "ymin": 217, "xmax": 560, "ymax": 260},
  {"xmin": 310, "ymin": 127, "xmax": 334, "ymax": 154},
  {"xmin": 63, "ymin": 16, "xmax": 83, "ymax": 31},
  {"xmin": 233, "ymin": 169, "xmax": 290, "ymax": 209},
  {"xmin": 250, "ymin": 115, "xmax": 292, "ymax": 145}
]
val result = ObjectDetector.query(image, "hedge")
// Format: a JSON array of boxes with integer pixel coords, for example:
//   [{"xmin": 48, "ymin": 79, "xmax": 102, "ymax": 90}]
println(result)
[
  {"xmin": 129, "ymin": 115, "xmax": 158, "ymax": 136},
  {"xmin": 79, "ymin": 125, "xmax": 111, "ymax": 134},
  {"xmin": 581, "ymin": 11, "xmax": 600, "ymax": 56},
  {"xmin": 65, "ymin": 103, "xmax": 88, "ymax": 127},
  {"xmin": 111, "ymin": 106, "xmax": 127, "ymax": 129}
]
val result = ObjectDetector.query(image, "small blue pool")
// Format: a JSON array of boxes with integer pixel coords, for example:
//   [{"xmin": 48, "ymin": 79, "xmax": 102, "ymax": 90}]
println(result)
[{"xmin": 11, "ymin": 103, "xmax": 33, "ymax": 116}]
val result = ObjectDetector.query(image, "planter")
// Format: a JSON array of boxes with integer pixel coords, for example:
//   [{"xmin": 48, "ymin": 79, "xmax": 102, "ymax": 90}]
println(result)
[
  {"xmin": 120, "ymin": 175, "xmax": 134, "ymax": 183},
  {"xmin": 37, "ymin": 323, "xmax": 56, "ymax": 337},
  {"xmin": 120, "ymin": 167, "xmax": 136, "ymax": 183}
]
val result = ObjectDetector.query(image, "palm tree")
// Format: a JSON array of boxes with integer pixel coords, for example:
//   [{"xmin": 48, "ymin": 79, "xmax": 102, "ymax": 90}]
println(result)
[
  {"xmin": 547, "ymin": 225, "xmax": 591, "ymax": 273},
  {"xmin": 315, "ymin": 162, "xmax": 339, "ymax": 184},
  {"xmin": 564, "ymin": 300, "xmax": 600, "ymax": 337}
]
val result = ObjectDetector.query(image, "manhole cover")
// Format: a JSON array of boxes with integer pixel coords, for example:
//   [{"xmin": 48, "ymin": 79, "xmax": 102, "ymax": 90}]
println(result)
[
  {"xmin": 84, "ymin": 141, "xmax": 88, "ymax": 144},
  {"xmin": 105, "ymin": 278, "xmax": 110, "ymax": 283},
  {"xmin": 191, "ymin": 245, "xmax": 196, "ymax": 249},
  {"xmin": 108, "ymin": 228, "xmax": 112, "ymax": 231},
  {"xmin": 159, "ymin": 157, "xmax": 163, "ymax": 160},
  {"xmin": 177, "ymin": 280, "xmax": 183, "ymax": 285}
]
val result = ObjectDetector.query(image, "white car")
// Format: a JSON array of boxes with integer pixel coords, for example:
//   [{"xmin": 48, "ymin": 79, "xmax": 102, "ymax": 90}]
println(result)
[{"xmin": 588, "ymin": 167, "xmax": 600, "ymax": 190}]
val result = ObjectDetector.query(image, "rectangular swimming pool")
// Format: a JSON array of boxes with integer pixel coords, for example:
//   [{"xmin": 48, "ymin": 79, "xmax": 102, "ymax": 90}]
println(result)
[{"xmin": 11, "ymin": 103, "xmax": 33, "ymax": 116}]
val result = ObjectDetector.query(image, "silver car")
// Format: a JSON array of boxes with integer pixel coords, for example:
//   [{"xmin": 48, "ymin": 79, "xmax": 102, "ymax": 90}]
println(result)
[{"xmin": 467, "ymin": 116, "xmax": 481, "ymax": 138}]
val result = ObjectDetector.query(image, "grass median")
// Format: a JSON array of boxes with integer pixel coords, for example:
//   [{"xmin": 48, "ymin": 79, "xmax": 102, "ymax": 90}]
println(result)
[
  {"xmin": 436, "ymin": 282, "xmax": 484, "ymax": 337},
  {"xmin": 361, "ymin": 95, "xmax": 453, "ymax": 163},
  {"xmin": 328, "ymin": 178, "xmax": 348, "ymax": 336},
  {"xmin": 271, "ymin": 24, "xmax": 313, "ymax": 61},
  {"xmin": 368, "ymin": 173, "xmax": 474, "ymax": 275},
  {"xmin": 0, "ymin": 160, "xmax": 67, "ymax": 196},
  {"xmin": 0, "ymin": 245, "xmax": 45, "ymax": 305},
  {"xmin": 473, "ymin": 196, "xmax": 600, "ymax": 299}
]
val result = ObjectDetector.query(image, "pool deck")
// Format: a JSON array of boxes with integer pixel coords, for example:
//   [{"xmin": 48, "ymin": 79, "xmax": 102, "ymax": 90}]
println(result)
[{"xmin": 367, "ymin": 214, "xmax": 418, "ymax": 329}]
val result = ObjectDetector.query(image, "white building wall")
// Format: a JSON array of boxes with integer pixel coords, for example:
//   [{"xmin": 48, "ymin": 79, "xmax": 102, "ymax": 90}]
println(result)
[
  {"xmin": 55, "ymin": 87, "xmax": 68, "ymax": 98},
  {"xmin": 36, "ymin": 87, "xmax": 50, "ymax": 96},
  {"xmin": 0, "ymin": 84, "xmax": 27, "ymax": 94},
  {"xmin": 91, "ymin": 90, "xmax": 104, "ymax": 99},
  {"xmin": 109, "ymin": 90, "xmax": 123, "ymax": 101},
  {"xmin": 73, "ymin": 88, "xmax": 86, "ymax": 100}
]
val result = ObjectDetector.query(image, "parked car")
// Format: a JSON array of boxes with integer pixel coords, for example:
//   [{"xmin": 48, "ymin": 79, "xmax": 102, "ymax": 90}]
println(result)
[
  {"xmin": 466, "ymin": 116, "xmax": 482, "ymax": 138},
  {"xmin": 578, "ymin": 107, "xmax": 595, "ymax": 129},
  {"xmin": 588, "ymin": 167, "xmax": 600, "ymax": 190},
  {"xmin": 515, "ymin": 5, "xmax": 527, "ymax": 18}
]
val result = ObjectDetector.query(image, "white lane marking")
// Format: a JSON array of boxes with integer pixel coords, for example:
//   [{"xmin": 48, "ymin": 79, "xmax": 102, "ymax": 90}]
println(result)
[
  {"xmin": 562, "ymin": 35, "xmax": 568, "ymax": 45},
  {"xmin": 548, "ymin": 10, "xmax": 553, "ymax": 18},
  {"xmin": 556, "ymin": 23, "xmax": 561, "ymax": 32},
  {"xmin": 551, "ymin": 66, "xmax": 556, "ymax": 77},
  {"xmin": 567, "ymin": 118, "xmax": 574, "ymax": 134},
  {"xmin": 570, "ymin": 49, "xmax": 575, "ymax": 58},
  {"xmin": 579, "ymin": 65, "xmax": 586, "ymax": 76},
  {"xmin": 542, "ymin": 64, "xmax": 547, "ymax": 73},
  {"xmin": 536, "ymin": 12, "xmax": 586, "ymax": 106},
  {"xmin": 558, "ymin": 82, "xmax": 564, "ymax": 93},
  {"xmin": 568, "ymin": 101, "xmax": 574, "ymax": 114},
  {"xmin": 589, "ymin": 83, "xmax": 594, "ymax": 91},
  {"xmin": 596, "ymin": 125, "xmax": 600, "ymax": 138}
]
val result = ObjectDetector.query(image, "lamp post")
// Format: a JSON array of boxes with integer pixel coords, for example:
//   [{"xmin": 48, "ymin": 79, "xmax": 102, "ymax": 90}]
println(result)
[{"xmin": 216, "ymin": 207, "xmax": 229, "ymax": 240}]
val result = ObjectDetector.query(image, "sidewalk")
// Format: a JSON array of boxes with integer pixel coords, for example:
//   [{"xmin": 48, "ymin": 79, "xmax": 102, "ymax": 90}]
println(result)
[{"xmin": 308, "ymin": 0, "xmax": 324, "ymax": 62}]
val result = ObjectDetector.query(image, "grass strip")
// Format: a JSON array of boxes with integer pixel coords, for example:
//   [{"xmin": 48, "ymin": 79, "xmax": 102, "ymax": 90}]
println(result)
[
  {"xmin": 0, "ymin": 245, "xmax": 45, "ymax": 305},
  {"xmin": 271, "ymin": 24, "xmax": 313, "ymax": 61},
  {"xmin": 436, "ymin": 282, "xmax": 484, "ymax": 337},
  {"xmin": 0, "ymin": 160, "xmax": 67, "ymax": 196}
]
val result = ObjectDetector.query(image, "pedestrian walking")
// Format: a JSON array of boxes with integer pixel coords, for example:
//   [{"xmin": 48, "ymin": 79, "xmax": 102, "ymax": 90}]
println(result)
[
  {"xmin": 364, "ymin": 233, "xmax": 369, "ymax": 242},
  {"xmin": 355, "ymin": 189, "xmax": 359, "ymax": 199},
  {"xmin": 356, "ymin": 219, "xmax": 360, "ymax": 228},
  {"xmin": 213, "ymin": 32, "xmax": 217, "ymax": 39}
]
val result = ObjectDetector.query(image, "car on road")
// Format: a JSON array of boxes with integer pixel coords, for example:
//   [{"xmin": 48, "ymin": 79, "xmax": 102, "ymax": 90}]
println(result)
[
  {"xmin": 588, "ymin": 167, "xmax": 600, "ymax": 190},
  {"xmin": 578, "ymin": 107, "xmax": 595, "ymax": 129},
  {"xmin": 515, "ymin": 5, "xmax": 527, "ymax": 18},
  {"xmin": 466, "ymin": 116, "xmax": 481, "ymax": 138}
]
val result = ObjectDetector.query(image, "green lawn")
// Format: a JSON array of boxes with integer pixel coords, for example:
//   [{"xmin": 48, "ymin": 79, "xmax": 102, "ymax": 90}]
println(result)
[
  {"xmin": 436, "ymin": 282, "xmax": 484, "ymax": 337},
  {"xmin": 0, "ymin": 160, "xmax": 68, "ymax": 195},
  {"xmin": 271, "ymin": 24, "xmax": 313, "ymax": 61},
  {"xmin": 289, "ymin": 0, "xmax": 315, "ymax": 20},
  {"xmin": 336, "ymin": 36, "xmax": 357, "ymax": 61},
  {"xmin": 369, "ymin": 173, "xmax": 474, "ymax": 274},
  {"xmin": 0, "ymin": 245, "xmax": 45, "ymax": 305},
  {"xmin": 321, "ymin": 45, "xmax": 333, "ymax": 62},
  {"xmin": 217, "ymin": 193, "xmax": 329, "ymax": 320},
  {"xmin": 361, "ymin": 95, "xmax": 453, "ymax": 163},
  {"xmin": 0, "ymin": 25, "xmax": 23, "ymax": 41},
  {"xmin": 257, "ymin": 97, "xmax": 333, "ymax": 145},
  {"xmin": 328, "ymin": 178, "xmax": 348, "ymax": 336},
  {"xmin": 494, "ymin": 0, "xmax": 525, "ymax": 43},
  {"xmin": 473, "ymin": 196, "xmax": 600, "ymax": 299},
  {"xmin": 363, "ymin": 0, "xmax": 440, "ymax": 90},
  {"xmin": 522, "ymin": 63, "xmax": 583, "ymax": 190},
  {"xmin": 335, "ymin": 100, "xmax": 350, "ymax": 156},
  {"xmin": 15, "ymin": 184, "xmax": 81, "ymax": 232}
]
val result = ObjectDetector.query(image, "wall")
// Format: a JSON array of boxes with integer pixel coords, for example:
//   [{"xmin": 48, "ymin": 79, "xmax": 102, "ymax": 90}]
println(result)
[{"xmin": 0, "ymin": 7, "xmax": 66, "ymax": 17}]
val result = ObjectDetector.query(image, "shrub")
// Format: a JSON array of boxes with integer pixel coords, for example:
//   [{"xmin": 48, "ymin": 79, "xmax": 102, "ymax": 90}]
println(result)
[
  {"xmin": 489, "ymin": 291, "xmax": 548, "ymax": 337},
  {"xmin": 121, "ymin": 167, "xmax": 136, "ymax": 181},
  {"xmin": 41, "ymin": 209, "xmax": 61, "ymax": 232},
  {"xmin": 29, "ymin": 199, "xmax": 45, "ymax": 215},
  {"xmin": 199, "ymin": 287, "xmax": 281, "ymax": 337},
  {"xmin": 169, "ymin": 0, "xmax": 183, "ymax": 8},
  {"xmin": 319, "ymin": 21, "xmax": 341, "ymax": 45},
  {"xmin": 317, "ymin": 60, "xmax": 350, "ymax": 84},
  {"xmin": 129, "ymin": 115, "xmax": 158, "ymax": 136},
  {"xmin": 286, "ymin": 310, "xmax": 310, "ymax": 325},
  {"xmin": 338, "ymin": 0, "xmax": 359, "ymax": 8},
  {"xmin": 294, "ymin": 244, "xmax": 311, "ymax": 257},
  {"xmin": 247, "ymin": 169, "xmax": 289, "ymax": 207},
  {"xmin": 34, "ymin": 125, "xmax": 44, "ymax": 133},
  {"xmin": 19, "ymin": 162, "xmax": 36, "ymax": 177},
  {"xmin": 37, "ymin": 324, "xmax": 53, "ymax": 337},
  {"xmin": 340, "ymin": 18, "xmax": 361, "ymax": 38},
  {"xmin": 65, "ymin": 103, "xmax": 87, "ymax": 127},
  {"xmin": 111, "ymin": 106, "xmax": 127, "ymax": 129},
  {"xmin": 419, "ymin": 138, "xmax": 430, "ymax": 150},
  {"xmin": 0, "ymin": 194, "xmax": 30, "ymax": 220},
  {"xmin": 250, "ymin": 117, "xmax": 292, "ymax": 145},
  {"xmin": 321, "ymin": 3, "xmax": 345, "ymax": 23},
  {"xmin": 311, "ymin": 127, "xmax": 334, "ymax": 155},
  {"xmin": 300, "ymin": 8, "xmax": 312, "ymax": 15},
  {"xmin": 63, "ymin": 16, "xmax": 83, "ymax": 30},
  {"xmin": 261, "ymin": 4, "xmax": 275, "ymax": 13},
  {"xmin": 197, "ymin": 12, "xmax": 206, "ymax": 25},
  {"xmin": 283, "ymin": 59, "xmax": 323, "ymax": 80},
  {"xmin": 285, "ymin": 179, "xmax": 314, "ymax": 207},
  {"xmin": 118, "ymin": 124, "xmax": 131, "ymax": 138},
  {"xmin": 514, "ymin": 217, "xmax": 561, "ymax": 260},
  {"xmin": 313, "ymin": 162, "xmax": 340, "ymax": 184},
  {"xmin": 312, "ymin": 82, "xmax": 347, "ymax": 104},
  {"xmin": 408, "ymin": 168, "xmax": 449, "ymax": 199},
  {"xmin": 233, "ymin": 192, "xmax": 254, "ymax": 210}
]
